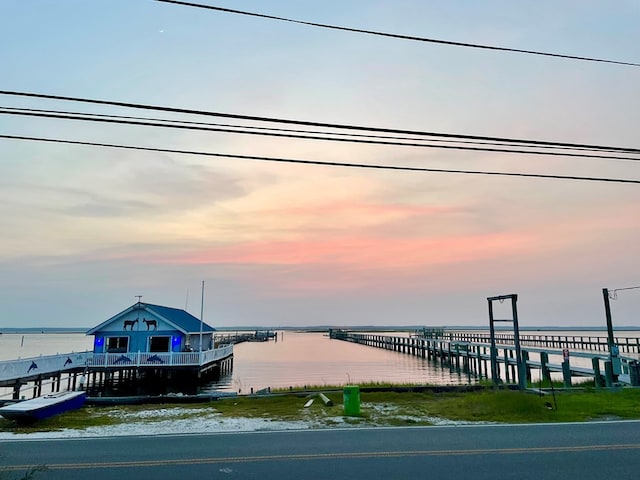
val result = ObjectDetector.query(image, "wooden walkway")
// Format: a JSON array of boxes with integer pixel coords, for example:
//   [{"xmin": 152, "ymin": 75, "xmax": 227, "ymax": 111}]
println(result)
[
  {"xmin": 214, "ymin": 330, "xmax": 276, "ymax": 344},
  {"xmin": 0, "ymin": 345, "xmax": 234, "ymax": 400},
  {"xmin": 443, "ymin": 331, "xmax": 640, "ymax": 354},
  {"xmin": 329, "ymin": 330, "xmax": 640, "ymax": 388}
]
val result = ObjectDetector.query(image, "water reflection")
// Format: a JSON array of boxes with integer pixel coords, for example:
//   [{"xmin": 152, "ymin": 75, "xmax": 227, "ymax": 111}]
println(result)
[{"xmin": 205, "ymin": 332, "xmax": 476, "ymax": 393}]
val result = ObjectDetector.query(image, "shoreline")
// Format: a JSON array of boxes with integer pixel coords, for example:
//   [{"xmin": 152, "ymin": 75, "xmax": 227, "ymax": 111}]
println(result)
[{"xmin": 2, "ymin": 386, "xmax": 640, "ymax": 440}]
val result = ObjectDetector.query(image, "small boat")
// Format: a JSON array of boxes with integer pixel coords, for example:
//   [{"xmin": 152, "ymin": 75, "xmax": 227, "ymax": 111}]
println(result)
[{"xmin": 0, "ymin": 390, "xmax": 86, "ymax": 423}]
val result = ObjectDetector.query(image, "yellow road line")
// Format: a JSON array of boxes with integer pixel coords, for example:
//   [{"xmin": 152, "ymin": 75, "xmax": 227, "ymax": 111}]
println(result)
[{"xmin": 5, "ymin": 443, "xmax": 640, "ymax": 471}]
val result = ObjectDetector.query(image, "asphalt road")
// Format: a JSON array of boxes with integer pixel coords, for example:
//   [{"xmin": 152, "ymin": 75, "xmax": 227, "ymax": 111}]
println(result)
[{"xmin": 2, "ymin": 422, "xmax": 640, "ymax": 479}]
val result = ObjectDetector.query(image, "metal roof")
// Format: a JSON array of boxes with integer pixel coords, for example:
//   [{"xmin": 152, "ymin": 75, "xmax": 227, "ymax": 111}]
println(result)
[
  {"xmin": 86, "ymin": 302, "xmax": 216, "ymax": 335},
  {"xmin": 144, "ymin": 303, "xmax": 216, "ymax": 334}
]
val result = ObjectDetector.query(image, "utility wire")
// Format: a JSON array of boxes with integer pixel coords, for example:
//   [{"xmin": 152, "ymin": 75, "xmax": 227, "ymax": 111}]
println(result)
[
  {"xmin": 3, "ymin": 108, "xmax": 640, "ymax": 162},
  {"xmin": 1, "ymin": 106, "xmax": 636, "ymax": 156},
  {"xmin": 1, "ymin": 134, "xmax": 639, "ymax": 185},
  {"xmin": 2, "ymin": 90, "xmax": 638, "ymax": 154},
  {"xmin": 156, "ymin": 0, "xmax": 640, "ymax": 68}
]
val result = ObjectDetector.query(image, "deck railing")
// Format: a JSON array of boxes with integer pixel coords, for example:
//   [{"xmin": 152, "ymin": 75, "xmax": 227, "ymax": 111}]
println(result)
[
  {"xmin": 86, "ymin": 344, "xmax": 234, "ymax": 368},
  {"xmin": 0, "ymin": 352, "xmax": 91, "ymax": 385},
  {"xmin": 0, "ymin": 345, "xmax": 233, "ymax": 385}
]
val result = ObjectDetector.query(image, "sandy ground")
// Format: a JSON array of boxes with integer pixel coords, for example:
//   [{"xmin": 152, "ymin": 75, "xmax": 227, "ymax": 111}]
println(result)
[{"xmin": 0, "ymin": 404, "xmax": 474, "ymax": 440}]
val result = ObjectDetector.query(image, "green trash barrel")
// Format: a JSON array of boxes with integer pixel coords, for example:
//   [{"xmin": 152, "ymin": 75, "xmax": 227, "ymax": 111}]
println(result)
[{"xmin": 343, "ymin": 385, "xmax": 360, "ymax": 416}]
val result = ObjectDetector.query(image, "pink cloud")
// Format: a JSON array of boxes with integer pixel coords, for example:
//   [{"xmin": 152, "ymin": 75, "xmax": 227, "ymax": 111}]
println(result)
[
  {"xmin": 156, "ymin": 231, "xmax": 533, "ymax": 271},
  {"xmin": 266, "ymin": 201, "xmax": 462, "ymax": 218}
]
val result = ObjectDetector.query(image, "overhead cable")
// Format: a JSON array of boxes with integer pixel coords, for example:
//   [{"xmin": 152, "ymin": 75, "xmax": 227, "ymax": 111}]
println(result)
[
  {"xmin": 1, "ymin": 134, "xmax": 639, "ymax": 185},
  {"xmin": 5, "ymin": 106, "xmax": 620, "ymax": 153},
  {"xmin": 156, "ymin": 0, "xmax": 640, "ymax": 68},
  {"xmin": 1, "ymin": 90, "xmax": 638, "ymax": 154},
  {"xmin": 2, "ymin": 107, "xmax": 639, "ymax": 162}
]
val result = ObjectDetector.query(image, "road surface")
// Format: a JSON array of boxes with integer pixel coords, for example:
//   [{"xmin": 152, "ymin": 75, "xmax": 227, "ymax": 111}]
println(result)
[{"xmin": 2, "ymin": 421, "xmax": 640, "ymax": 479}]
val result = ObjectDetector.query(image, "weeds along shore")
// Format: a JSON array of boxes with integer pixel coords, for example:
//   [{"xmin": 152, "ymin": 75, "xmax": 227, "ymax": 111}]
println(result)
[{"xmin": 2, "ymin": 384, "xmax": 640, "ymax": 436}]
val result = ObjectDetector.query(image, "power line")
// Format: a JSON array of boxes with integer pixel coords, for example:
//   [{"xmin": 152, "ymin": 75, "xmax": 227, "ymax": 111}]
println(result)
[
  {"xmin": 3, "ymin": 107, "xmax": 640, "ymax": 162},
  {"xmin": 0, "ymin": 106, "xmax": 640, "ymax": 156},
  {"xmin": 2, "ymin": 90, "xmax": 638, "ymax": 154},
  {"xmin": 1, "ymin": 133, "xmax": 639, "ymax": 185},
  {"xmin": 5, "ymin": 106, "xmax": 625, "ymax": 154},
  {"xmin": 156, "ymin": 0, "xmax": 640, "ymax": 68}
]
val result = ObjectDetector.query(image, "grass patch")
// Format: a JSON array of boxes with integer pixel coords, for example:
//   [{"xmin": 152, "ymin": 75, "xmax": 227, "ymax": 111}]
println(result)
[
  {"xmin": 213, "ymin": 393, "xmax": 342, "ymax": 422},
  {"xmin": 361, "ymin": 388, "xmax": 640, "ymax": 423},
  {"xmin": 2, "ymin": 388, "xmax": 640, "ymax": 434},
  {"xmin": 0, "ymin": 406, "xmax": 118, "ymax": 434}
]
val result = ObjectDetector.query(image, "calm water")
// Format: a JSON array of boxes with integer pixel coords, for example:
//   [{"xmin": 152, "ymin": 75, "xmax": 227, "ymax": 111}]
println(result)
[
  {"xmin": 0, "ymin": 331, "xmax": 473, "ymax": 398},
  {"xmin": 3, "ymin": 329, "xmax": 638, "ymax": 399},
  {"xmin": 207, "ymin": 332, "xmax": 474, "ymax": 393}
]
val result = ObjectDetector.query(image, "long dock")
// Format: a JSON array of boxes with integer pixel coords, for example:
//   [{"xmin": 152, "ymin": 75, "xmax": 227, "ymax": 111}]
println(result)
[
  {"xmin": 214, "ymin": 330, "xmax": 276, "ymax": 344},
  {"xmin": 329, "ymin": 329, "xmax": 640, "ymax": 388},
  {"xmin": 441, "ymin": 331, "xmax": 640, "ymax": 354}
]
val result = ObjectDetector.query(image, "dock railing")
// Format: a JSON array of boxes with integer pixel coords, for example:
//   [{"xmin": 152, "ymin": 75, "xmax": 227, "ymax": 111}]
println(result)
[
  {"xmin": 0, "ymin": 352, "xmax": 91, "ymax": 386},
  {"xmin": 0, "ymin": 345, "xmax": 233, "ymax": 385},
  {"xmin": 86, "ymin": 344, "xmax": 234, "ymax": 368},
  {"xmin": 331, "ymin": 330, "xmax": 640, "ymax": 387}
]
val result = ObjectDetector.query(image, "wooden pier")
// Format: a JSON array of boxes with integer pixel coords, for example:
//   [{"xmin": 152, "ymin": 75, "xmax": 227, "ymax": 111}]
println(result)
[
  {"xmin": 442, "ymin": 331, "xmax": 640, "ymax": 354},
  {"xmin": 0, "ymin": 353, "xmax": 90, "ymax": 400},
  {"xmin": 0, "ymin": 346, "xmax": 234, "ymax": 400},
  {"xmin": 214, "ymin": 330, "xmax": 276, "ymax": 345},
  {"xmin": 329, "ymin": 329, "xmax": 640, "ymax": 388}
]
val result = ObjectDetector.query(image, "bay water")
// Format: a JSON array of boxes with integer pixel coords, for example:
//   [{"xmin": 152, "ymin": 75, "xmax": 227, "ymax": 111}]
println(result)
[
  {"xmin": 3, "ymin": 329, "xmax": 638, "ymax": 400},
  {"xmin": 0, "ymin": 331, "xmax": 472, "ymax": 399}
]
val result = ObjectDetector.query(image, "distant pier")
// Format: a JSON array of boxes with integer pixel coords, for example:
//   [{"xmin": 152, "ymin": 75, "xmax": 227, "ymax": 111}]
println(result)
[
  {"xmin": 214, "ymin": 330, "xmax": 276, "ymax": 345},
  {"xmin": 329, "ymin": 329, "xmax": 640, "ymax": 388}
]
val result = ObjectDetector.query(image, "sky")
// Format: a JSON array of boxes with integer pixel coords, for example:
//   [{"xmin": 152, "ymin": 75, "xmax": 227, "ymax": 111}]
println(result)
[{"xmin": 1, "ymin": 0, "xmax": 639, "ymax": 329}]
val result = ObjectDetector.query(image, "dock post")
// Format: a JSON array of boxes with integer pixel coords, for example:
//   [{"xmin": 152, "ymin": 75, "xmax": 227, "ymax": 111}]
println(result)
[
  {"xmin": 562, "ymin": 356, "xmax": 572, "ymax": 388},
  {"xmin": 604, "ymin": 361, "xmax": 614, "ymax": 387},
  {"xmin": 592, "ymin": 358, "xmax": 603, "ymax": 388},
  {"xmin": 503, "ymin": 349, "xmax": 510, "ymax": 383},
  {"xmin": 522, "ymin": 351, "xmax": 531, "ymax": 384},
  {"xmin": 540, "ymin": 352, "xmax": 550, "ymax": 383},
  {"xmin": 12, "ymin": 380, "xmax": 21, "ymax": 400}
]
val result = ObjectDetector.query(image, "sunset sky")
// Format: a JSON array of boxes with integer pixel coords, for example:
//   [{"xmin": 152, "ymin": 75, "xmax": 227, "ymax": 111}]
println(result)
[{"xmin": 1, "ymin": 1, "xmax": 639, "ymax": 329}]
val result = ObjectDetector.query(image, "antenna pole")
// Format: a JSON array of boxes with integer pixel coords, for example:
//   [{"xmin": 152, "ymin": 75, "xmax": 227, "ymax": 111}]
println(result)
[{"xmin": 200, "ymin": 281, "xmax": 205, "ymax": 353}]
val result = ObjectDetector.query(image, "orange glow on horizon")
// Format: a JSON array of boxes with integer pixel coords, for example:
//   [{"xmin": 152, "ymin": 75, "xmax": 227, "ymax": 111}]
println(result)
[{"xmin": 153, "ymin": 231, "xmax": 533, "ymax": 270}]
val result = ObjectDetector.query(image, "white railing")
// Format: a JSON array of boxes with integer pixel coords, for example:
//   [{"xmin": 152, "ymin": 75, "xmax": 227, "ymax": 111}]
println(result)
[
  {"xmin": 0, "ymin": 345, "xmax": 233, "ymax": 383},
  {"xmin": 86, "ymin": 344, "xmax": 234, "ymax": 368},
  {"xmin": 0, "ymin": 352, "xmax": 92, "ymax": 384}
]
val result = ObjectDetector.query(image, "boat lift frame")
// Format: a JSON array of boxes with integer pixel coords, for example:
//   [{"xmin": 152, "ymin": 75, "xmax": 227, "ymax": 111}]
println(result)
[{"xmin": 488, "ymin": 294, "xmax": 526, "ymax": 390}]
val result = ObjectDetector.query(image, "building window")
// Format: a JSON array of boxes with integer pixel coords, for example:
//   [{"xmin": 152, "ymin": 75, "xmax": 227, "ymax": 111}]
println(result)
[
  {"xmin": 149, "ymin": 336, "xmax": 170, "ymax": 352},
  {"xmin": 106, "ymin": 336, "xmax": 129, "ymax": 353}
]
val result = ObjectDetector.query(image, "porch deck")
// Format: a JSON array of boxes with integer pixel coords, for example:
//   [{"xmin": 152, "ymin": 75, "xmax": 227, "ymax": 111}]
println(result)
[{"xmin": 0, "ymin": 345, "xmax": 233, "ymax": 387}]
